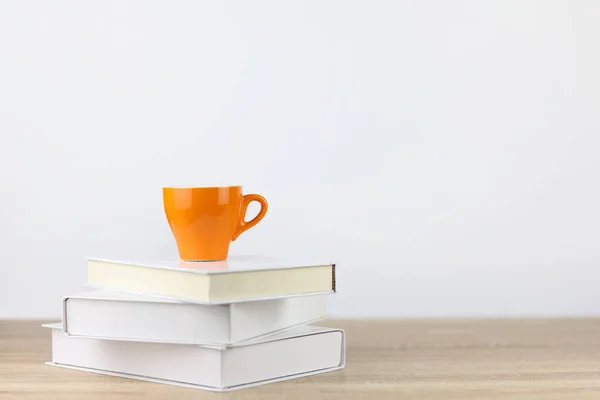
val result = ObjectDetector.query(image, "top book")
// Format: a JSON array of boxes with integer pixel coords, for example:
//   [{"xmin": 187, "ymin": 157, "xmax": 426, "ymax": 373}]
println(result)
[{"xmin": 86, "ymin": 256, "xmax": 336, "ymax": 304}]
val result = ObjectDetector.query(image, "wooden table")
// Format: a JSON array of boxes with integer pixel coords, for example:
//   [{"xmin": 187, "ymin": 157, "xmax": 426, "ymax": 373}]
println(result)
[{"xmin": 2, "ymin": 319, "xmax": 600, "ymax": 399}]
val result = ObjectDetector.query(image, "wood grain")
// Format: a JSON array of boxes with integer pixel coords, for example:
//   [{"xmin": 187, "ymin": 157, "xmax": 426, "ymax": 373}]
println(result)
[{"xmin": 2, "ymin": 319, "xmax": 600, "ymax": 399}]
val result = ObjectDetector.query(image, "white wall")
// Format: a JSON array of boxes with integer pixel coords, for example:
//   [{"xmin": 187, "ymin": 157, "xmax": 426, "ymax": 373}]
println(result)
[{"xmin": 2, "ymin": 0, "xmax": 600, "ymax": 319}]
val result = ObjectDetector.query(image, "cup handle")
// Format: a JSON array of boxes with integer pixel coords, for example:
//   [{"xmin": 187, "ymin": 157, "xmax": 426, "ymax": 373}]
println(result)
[{"xmin": 232, "ymin": 194, "xmax": 268, "ymax": 241}]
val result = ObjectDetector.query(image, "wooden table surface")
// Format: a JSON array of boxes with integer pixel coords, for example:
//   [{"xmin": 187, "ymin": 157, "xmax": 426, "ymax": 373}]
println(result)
[{"xmin": 2, "ymin": 319, "xmax": 600, "ymax": 399}]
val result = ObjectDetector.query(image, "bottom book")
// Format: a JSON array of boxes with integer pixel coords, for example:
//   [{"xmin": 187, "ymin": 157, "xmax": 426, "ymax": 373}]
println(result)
[{"xmin": 44, "ymin": 323, "xmax": 345, "ymax": 392}]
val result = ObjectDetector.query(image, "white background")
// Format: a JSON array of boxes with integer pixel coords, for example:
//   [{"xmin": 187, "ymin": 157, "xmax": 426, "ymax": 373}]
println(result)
[{"xmin": 2, "ymin": 1, "xmax": 600, "ymax": 318}]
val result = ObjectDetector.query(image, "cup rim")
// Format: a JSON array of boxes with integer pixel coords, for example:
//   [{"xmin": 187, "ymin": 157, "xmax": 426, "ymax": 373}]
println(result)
[{"xmin": 163, "ymin": 185, "xmax": 242, "ymax": 189}]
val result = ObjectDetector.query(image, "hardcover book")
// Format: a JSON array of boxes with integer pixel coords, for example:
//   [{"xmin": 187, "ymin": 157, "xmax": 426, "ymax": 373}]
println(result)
[
  {"xmin": 62, "ymin": 290, "xmax": 330, "ymax": 345},
  {"xmin": 86, "ymin": 256, "xmax": 336, "ymax": 304},
  {"xmin": 45, "ymin": 323, "xmax": 345, "ymax": 392}
]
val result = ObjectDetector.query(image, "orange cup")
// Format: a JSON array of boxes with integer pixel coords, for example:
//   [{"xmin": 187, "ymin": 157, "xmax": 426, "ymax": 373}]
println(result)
[{"xmin": 163, "ymin": 186, "xmax": 268, "ymax": 261}]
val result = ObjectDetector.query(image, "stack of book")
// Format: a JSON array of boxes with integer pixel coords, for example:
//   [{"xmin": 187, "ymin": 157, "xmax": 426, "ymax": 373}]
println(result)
[{"xmin": 45, "ymin": 256, "xmax": 344, "ymax": 391}]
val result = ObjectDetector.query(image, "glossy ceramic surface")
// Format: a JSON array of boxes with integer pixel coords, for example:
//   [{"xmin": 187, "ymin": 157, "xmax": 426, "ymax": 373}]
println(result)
[{"xmin": 163, "ymin": 186, "xmax": 268, "ymax": 261}]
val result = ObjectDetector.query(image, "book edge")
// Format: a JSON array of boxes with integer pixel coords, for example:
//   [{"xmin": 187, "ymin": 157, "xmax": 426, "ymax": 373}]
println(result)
[
  {"xmin": 59, "ymin": 316, "xmax": 330, "ymax": 346},
  {"xmin": 86, "ymin": 257, "xmax": 335, "ymax": 275},
  {"xmin": 83, "ymin": 284, "xmax": 335, "ymax": 305},
  {"xmin": 43, "ymin": 323, "xmax": 343, "ymax": 349},
  {"xmin": 44, "ymin": 362, "xmax": 345, "ymax": 392}
]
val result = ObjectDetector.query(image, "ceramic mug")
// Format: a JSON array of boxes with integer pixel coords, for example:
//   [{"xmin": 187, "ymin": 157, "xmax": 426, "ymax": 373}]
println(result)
[{"xmin": 163, "ymin": 186, "xmax": 268, "ymax": 261}]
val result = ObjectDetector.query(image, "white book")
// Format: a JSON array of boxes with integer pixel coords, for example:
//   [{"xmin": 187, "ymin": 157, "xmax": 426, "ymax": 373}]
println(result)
[
  {"xmin": 45, "ymin": 323, "xmax": 345, "ymax": 392},
  {"xmin": 62, "ymin": 290, "xmax": 329, "ymax": 345},
  {"xmin": 86, "ymin": 256, "xmax": 336, "ymax": 304}
]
